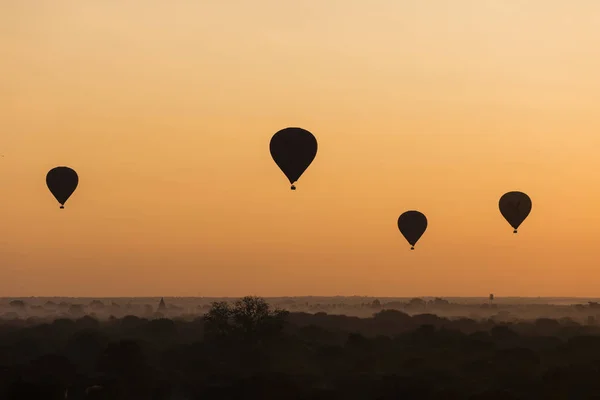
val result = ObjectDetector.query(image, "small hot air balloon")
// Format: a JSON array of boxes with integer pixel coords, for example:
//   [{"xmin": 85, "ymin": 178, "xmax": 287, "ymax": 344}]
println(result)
[
  {"xmin": 499, "ymin": 191, "xmax": 531, "ymax": 233},
  {"xmin": 46, "ymin": 166, "xmax": 78, "ymax": 209},
  {"xmin": 398, "ymin": 211, "xmax": 427, "ymax": 250},
  {"xmin": 269, "ymin": 127, "xmax": 318, "ymax": 190}
]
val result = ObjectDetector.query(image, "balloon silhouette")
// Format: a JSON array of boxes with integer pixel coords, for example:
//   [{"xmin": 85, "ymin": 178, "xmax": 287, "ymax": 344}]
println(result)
[
  {"xmin": 499, "ymin": 191, "xmax": 531, "ymax": 233},
  {"xmin": 398, "ymin": 211, "xmax": 427, "ymax": 250},
  {"xmin": 269, "ymin": 127, "xmax": 318, "ymax": 190},
  {"xmin": 46, "ymin": 167, "xmax": 79, "ymax": 209}
]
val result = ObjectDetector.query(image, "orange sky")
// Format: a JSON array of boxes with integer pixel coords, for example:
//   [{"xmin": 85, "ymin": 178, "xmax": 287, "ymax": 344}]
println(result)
[{"xmin": 2, "ymin": 1, "xmax": 600, "ymax": 297}]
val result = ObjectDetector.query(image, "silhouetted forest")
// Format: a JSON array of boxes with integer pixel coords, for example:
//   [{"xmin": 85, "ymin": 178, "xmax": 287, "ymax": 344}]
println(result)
[{"xmin": 4, "ymin": 296, "xmax": 600, "ymax": 399}]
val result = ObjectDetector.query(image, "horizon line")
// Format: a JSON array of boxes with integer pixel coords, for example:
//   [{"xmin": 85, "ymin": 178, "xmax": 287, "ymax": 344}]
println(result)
[{"xmin": 1, "ymin": 295, "xmax": 599, "ymax": 300}]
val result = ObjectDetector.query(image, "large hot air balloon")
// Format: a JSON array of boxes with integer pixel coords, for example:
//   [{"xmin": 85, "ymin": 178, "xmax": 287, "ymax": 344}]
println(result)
[
  {"xmin": 398, "ymin": 211, "xmax": 427, "ymax": 250},
  {"xmin": 499, "ymin": 191, "xmax": 531, "ymax": 233},
  {"xmin": 269, "ymin": 127, "xmax": 318, "ymax": 190},
  {"xmin": 46, "ymin": 166, "xmax": 79, "ymax": 209}
]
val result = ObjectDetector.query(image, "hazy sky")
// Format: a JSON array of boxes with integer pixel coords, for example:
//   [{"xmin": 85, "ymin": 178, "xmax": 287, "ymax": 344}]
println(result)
[{"xmin": 2, "ymin": 1, "xmax": 600, "ymax": 297}]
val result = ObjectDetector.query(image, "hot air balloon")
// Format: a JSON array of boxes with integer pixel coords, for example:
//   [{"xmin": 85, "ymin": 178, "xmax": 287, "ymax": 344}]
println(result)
[
  {"xmin": 46, "ymin": 166, "xmax": 78, "ymax": 209},
  {"xmin": 398, "ymin": 211, "xmax": 427, "ymax": 250},
  {"xmin": 499, "ymin": 191, "xmax": 531, "ymax": 233},
  {"xmin": 269, "ymin": 127, "xmax": 318, "ymax": 190}
]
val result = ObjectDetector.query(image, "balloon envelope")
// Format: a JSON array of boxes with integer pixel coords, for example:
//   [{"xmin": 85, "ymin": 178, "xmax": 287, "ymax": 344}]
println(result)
[
  {"xmin": 398, "ymin": 211, "xmax": 427, "ymax": 249},
  {"xmin": 499, "ymin": 191, "xmax": 531, "ymax": 233},
  {"xmin": 269, "ymin": 127, "xmax": 317, "ymax": 190},
  {"xmin": 46, "ymin": 167, "xmax": 78, "ymax": 209}
]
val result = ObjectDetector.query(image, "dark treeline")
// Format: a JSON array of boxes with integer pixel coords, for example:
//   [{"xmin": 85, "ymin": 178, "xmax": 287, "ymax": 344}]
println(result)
[{"xmin": 2, "ymin": 296, "xmax": 600, "ymax": 399}]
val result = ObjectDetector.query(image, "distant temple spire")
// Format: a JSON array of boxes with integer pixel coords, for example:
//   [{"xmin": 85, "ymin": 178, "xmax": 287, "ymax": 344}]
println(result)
[{"xmin": 158, "ymin": 297, "xmax": 166, "ymax": 312}]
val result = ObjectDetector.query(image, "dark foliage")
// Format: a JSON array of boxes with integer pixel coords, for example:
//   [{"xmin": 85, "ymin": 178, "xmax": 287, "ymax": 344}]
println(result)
[{"xmin": 1, "ymin": 296, "xmax": 600, "ymax": 399}]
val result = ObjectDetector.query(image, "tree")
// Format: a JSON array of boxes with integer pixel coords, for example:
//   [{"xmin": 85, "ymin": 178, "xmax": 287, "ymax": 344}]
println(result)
[
  {"xmin": 232, "ymin": 296, "xmax": 288, "ymax": 341},
  {"xmin": 203, "ymin": 296, "xmax": 288, "ymax": 342},
  {"xmin": 89, "ymin": 300, "xmax": 104, "ymax": 309},
  {"xmin": 9, "ymin": 300, "xmax": 25, "ymax": 309},
  {"xmin": 408, "ymin": 298, "xmax": 425, "ymax": 307},
  {"xmin": 203, "ymin": 301, "xmax": 232, "ymax": 340},
  {"xmin": 432, "ymin": 297, "xmax": 449, "ymax": 306}
]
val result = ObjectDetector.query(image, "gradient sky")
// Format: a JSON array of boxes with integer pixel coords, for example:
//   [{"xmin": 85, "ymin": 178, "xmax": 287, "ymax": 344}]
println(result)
[{"xmin": 2, "ymin": 1, "xmax": 600, "ymax": 297}]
